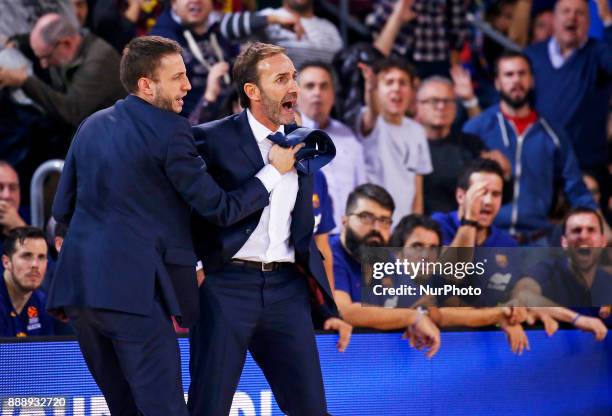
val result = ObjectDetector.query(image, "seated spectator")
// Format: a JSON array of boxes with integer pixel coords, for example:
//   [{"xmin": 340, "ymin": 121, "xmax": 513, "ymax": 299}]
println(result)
[
  {"xmin": 0, "ymin": 162, "xmax": 27, "ymax": 241},
  {"xmin": 512, "ymin": 207, "xmax": 609, "ymax": 341},
  {"xmin": 297, "ymin": 61, "xmax": 366, "ymax": 233},
  {"xmin": 357, "ymin": 58, "xmax": 432, "ymax": 224},
  {"xmin": 432, "ymin": 159, "xmax": 516, "ymax": 249},
  {"xmin": 331, "ymin": 184, "xmax": 441, "ymax": 357},
  {"xmin": 463, "ymin": 51, "xmax": 597, "ymax": 244},
  {"xmin": 0, "ymin": 13, "xmax": 125, "ymax": 129},
  {"xmin": 0, "ymin": 162, "xmax": 29, "ymax": 275},
  {"xmin": 366, "ymin": 0, "xmax": 469, "ymax": 78},
  {"xmin": 514, "ymin": 207, "xmax": 611, "ymax": 308},
  {"xmin": 432, "ymin": 159, "xmax": 520, "ymax": 308},
  {"xmin": 391, "ymin": 214, "xmax": 532, "ymax": 355},
  {"xmin": 524, "ymin": 0, "xmax": 612, "ymax": 202},
  {"xmin": 151, "ymin": 0, "xmax": 302, "ymax": 118},
  {"xmin": 0, "ymin": 226, "xmax": 54, "ymax": 337},
  {"xmin": 415, "ymin": 76, "xmax": 511, "ymax": 214},
  {"xmin": 258, "ymin": 0, "xmax": 344, "ymax": 69}
]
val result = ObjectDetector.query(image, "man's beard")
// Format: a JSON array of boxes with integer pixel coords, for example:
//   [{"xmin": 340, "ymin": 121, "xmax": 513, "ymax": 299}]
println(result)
[
  {"xmin": 499, "ymin": 88, "xmax": 533, "ymax": 110},
  {"xmin": 344, "ymin": 227, "xmax": 386, "ymax": 261},
  {"xmin": 261, "ymin": 89, "xmax": 296, "ymax": 126},
  {"xmin": 260, "ymin": 89, "xmax": 282, "ymax": 126},
  {"xmin": 153, "ymin": 85, "xmax": 176, "ymax": 112}
]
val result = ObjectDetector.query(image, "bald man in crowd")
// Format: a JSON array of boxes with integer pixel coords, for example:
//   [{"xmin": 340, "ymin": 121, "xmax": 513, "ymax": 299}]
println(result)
[{"xmin": 0, "ymin": 13, "xmax": 125, "ymax": 127}]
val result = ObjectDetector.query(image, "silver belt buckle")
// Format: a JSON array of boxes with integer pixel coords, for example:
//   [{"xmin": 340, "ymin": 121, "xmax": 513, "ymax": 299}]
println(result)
[{"xmin": 261, "ymin": 262, "xmax": 274, "ymax": 272}]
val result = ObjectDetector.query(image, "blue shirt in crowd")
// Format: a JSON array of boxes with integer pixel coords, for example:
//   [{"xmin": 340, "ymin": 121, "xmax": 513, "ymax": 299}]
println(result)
[
  {"xmin": 432, "ymin": 210, "xmax": 520, "ymax": 306},
  {"xmin": 528, "ymin": 257, "xmax": 612, "ymax": 307},
  {"xmin": 313, "ymin": 171, "xmax": 336, "ymax": 235},
  {"xmin": 0, "ymin": 276, "xmax": 54, "ymax": 337},
  {"xmin": 330, "ymin": 235, "xmax": 362, "ymax": 301},
  {"xmin": 524, "ymin": 27, "xmax": 612, "ymax": 170}
]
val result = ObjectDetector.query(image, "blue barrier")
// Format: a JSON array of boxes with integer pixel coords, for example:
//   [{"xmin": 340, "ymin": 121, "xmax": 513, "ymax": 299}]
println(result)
[{"xmin": 1, "ymin": 330, "xmax": 611, "ymax": 415}]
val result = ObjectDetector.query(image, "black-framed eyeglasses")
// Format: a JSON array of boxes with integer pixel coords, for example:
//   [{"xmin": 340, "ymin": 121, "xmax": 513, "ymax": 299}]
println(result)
[{"xmin": 348, "ymin": 212, "xmax": 393, "ymax": 229}]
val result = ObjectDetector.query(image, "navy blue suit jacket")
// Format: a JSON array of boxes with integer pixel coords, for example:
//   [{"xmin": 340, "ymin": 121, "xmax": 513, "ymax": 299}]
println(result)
[
  {"xmin": 191, "ymin": 111, "xmax": 338, "ymax": 316},
  {"xmin": 48, "ymin": 95, "xmax": 271, "ymax": 327}
]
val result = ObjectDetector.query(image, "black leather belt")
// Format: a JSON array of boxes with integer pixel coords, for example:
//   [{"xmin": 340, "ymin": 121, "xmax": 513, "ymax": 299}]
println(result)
[{"xmin": 230, "ymin": 259, "xmax": 292, "ymax": 272}]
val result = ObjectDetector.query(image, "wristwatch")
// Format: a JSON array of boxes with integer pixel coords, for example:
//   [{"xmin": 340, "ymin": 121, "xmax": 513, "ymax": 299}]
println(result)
[
  {"xmin": 460, "ymin": 217, "xmax": 479, "ymax": 228},
  {"xmin": 416, "ymin": 305, "xmax": 430, "ymax": 316}
]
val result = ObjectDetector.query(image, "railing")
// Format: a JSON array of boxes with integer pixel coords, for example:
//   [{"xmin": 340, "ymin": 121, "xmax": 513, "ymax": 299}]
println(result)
[{"xmin": 29, "ymin": 159, "xmax": 64, "ymax": 228}]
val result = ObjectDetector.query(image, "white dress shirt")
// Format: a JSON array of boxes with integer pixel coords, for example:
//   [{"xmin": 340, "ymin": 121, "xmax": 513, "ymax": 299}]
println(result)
[{"xmin": 233, "ymin": 109, "xmax": 299, "ymax": 263}]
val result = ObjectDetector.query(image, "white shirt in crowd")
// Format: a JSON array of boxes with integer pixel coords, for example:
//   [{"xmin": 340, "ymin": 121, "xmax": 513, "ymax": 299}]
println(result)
[
  {"xmin": 259, "ymin": 7, "xmax": 343, "ymax": 69},
  {"xmin": 358, "ymin": 112, "xmax": 433, "ymax": 225},
  {"xmin": 233, "ymin": 109, "xmax": 299, "ymax": 263},
  {"xmin": 302, "ymin": 114, "xmax": 366, "ymax": 234}
]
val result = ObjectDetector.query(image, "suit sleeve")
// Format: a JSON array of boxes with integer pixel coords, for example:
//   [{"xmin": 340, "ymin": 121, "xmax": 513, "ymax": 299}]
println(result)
[
  {"xmin": 52, "ymin": 138, "xmax": 78, "ymax": 225},
  {"xmin": 165, "ymin": 125, "xmax": 271, "ymax": 226}
]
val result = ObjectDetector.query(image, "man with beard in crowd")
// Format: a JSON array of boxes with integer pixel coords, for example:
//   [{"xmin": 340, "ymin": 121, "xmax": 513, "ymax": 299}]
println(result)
[
  {"xmin": 0, "ymin": 226, "xmax": 53, "ymax": 337},
  {"xmin": 330, "ymin": 183, "xmax": 441, "ymax": 357},
  {"xmin": 512, "ymin": 206, "xmax": 609, "ymax": 341},
  {"xmin": 463, "ymin": 51, "xmax": 596, "ymax": 245}
]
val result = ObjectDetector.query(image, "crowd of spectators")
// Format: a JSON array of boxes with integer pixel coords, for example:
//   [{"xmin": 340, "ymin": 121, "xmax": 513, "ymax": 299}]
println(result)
[{"xmin": 0, "ymin": 0, "xmax": 611, "ymax": 358}]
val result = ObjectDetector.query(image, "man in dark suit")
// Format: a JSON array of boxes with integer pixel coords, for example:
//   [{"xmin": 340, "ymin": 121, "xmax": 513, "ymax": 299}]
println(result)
[
  {"xmin": 189, "ymin": 42, "xmax": 352, "ymax": 416},
  {"xmin": 47, "ymin": 36, "xmax": 300, "ymax": 416}
]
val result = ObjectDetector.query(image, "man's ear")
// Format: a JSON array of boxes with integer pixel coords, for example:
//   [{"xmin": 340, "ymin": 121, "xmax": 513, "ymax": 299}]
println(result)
[
  {"xmin": 244, "ymin": 82, "xmax": 260, "ymax": 104},
  {"xmin": 137, "ymin": 77, "xmax": 155, "ymax": 97},
  {"xmin": 456, "ymin": 188, "xmax": 465, "ymax": 206},
  {"xmin": 1, "ymin": 254, "xmax": 10, "ymax": 270},
  {"xmin": 561, "ymin": 235, "xmax": 568, "ymax": 249}
]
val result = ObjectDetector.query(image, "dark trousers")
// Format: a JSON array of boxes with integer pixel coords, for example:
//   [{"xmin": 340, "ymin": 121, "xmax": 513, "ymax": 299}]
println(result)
[
  {"xmin": 187, "ymin": 263, "xmax": 327, "ymax": 416},
  {"xmin": 67, "ymin": 299, "xmax": 188, "ymax": 416}
]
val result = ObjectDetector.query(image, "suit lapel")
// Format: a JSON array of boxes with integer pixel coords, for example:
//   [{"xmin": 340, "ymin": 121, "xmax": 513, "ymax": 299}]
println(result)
[{"xmin": 236, "ymin": 111, "xmax": 265, "ymax": 171}]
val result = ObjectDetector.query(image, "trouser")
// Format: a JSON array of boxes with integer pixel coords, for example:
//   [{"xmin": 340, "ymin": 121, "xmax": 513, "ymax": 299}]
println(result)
[
  {"xmin": 67, "ymin": 299, "xmax": 188, "ymax": 416},
  {"xmin": 188, "ymin": 263, "xmax": 327, "ymax": 416}
]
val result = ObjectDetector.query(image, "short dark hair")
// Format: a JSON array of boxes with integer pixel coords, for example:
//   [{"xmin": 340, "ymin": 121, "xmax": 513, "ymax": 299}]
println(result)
[
  {"xmin": 390, "ymin": 214, "xmax": 442, "ymax": 247},
  {"xmin": 232, "ymin": 42, "xmax": 286, "ymax": 108},
  {"xmin": 372, "ymin": 57, "xmax": 417, "ymax": 82},
  {"xmin": 457, "ymin": 158, "xmax": 505, "ymax": 191},
  {"xmin": 494, "ymin": 51, "xmax": 533, "ymax": 78},
  {"xmin": 3, "ymin": 227, "xmax": 47, "ymax": 258},
  {"xmin": 346, "ymin": 184, "xmax": 395, "ymax": 214},
  {"xmin": 561, "ymin": 206, "xmax": 604, "ymax": 235},
  {"xmin": 120, "ymin": 36, "xmax": 183, "ymax": 93},
  {"xmin": 299, "ymin": 60, "xmax": 336, "ymax": 87}
]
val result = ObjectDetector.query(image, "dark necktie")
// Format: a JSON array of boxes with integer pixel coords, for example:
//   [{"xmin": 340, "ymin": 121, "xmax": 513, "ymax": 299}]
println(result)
[{"xmin": 266, "ymin": 128, "xmax": 336, "ymax": 175}]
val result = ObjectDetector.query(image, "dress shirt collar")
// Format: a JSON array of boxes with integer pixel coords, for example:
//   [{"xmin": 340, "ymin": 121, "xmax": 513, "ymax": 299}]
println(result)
[
  {"xmin": 548, "ymin": 36, "xmax": 587, "ymax": 68},
  {"xmin": 246, "ymin": 109, "xmax": 284, "ymax": 144}
]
